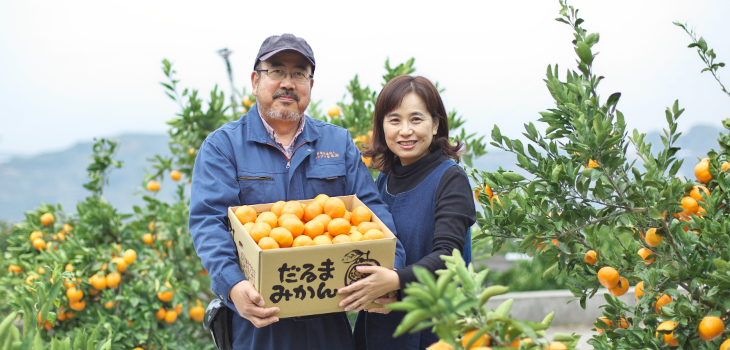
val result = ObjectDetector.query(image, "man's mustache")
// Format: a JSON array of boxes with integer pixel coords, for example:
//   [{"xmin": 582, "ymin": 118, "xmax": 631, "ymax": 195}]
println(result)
[{"xmin": 273, "ymin": 89, "xmax": 299, "ymax": 102}]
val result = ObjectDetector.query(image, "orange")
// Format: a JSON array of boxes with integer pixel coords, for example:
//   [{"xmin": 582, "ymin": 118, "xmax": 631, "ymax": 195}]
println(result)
[
  {"xmin": 271, "ymin": 201, "xmax": 287, "ymax": 217},
  {"xmin": 190, "ymin": 304, "xmax": 205, "ymax": 322},
  {"xmin": 586, "ymin": 159, "xmax": 599, "ymax": 168},
  {"xmin": 8, "ymin": 265, "xmax": 23, "ymax": 274},
  {"xmin": 313, "ymin": 214, "xmax": 333, "ymax": 231},
  {"xmin": 608, "ymin": 277, "xmax": 629, "ymax": 297},
  {"xmin": 282, "ymin": 201, "xmax": 304, "ymax": 220},
  {"xmin": 656, "ymin": 294, "xmax": 673, "ymax": 313},
  {"xmin": 328, "ymin": 218, "xmax": 351, "ymax": 236},
  {"xmin": 350, "ymin": 231, "xmax": 363, "ymax": 242},
  {"xmin": 722, "ymin": 161, "xmax": 730, "ymax": 171},
  {"xmin": 189, "ymin": 147, "xmax": 196, "ymax": 155},
  {"xmin": 695, "ymin": 159, "xmax": 713, "ymax": 183},
  {"xmin": 584, "ymin": 250, "xmax": 597, "ymax": 265},
  {"xmin": 690, "ymin": 185, "xmax": 710, "ymax": 203},
  {"xmin": 313, "ymin": 194, "xmax": 330, "ymax": 209},
  {"xmin": 164, "ymin": 310, "xmax": 178, "ymax": 323},
  {"xmin": 645, "ymin": 228, "xmax": 663, "ymax": 247},
  {"xmin": 324, "ymin": 197, "xmax": 347, "ymax": 218},
  {"xmin": 143, "ymin": 233, "xmax": 155, "ymax": 246},
  {"xmin": 249, "ymin": 222, "xmax": 272, "ymax": 243},
  {"xmin": 40, "ymin": 213, "xmax": 55, "ymax": 226},
  {"xmin": 38, "ymin": 267, "xmax": 46, "ymax": 274},
  {"xmin": 278, "ymin": 213, "xmax": 299, "ymax": 227},
  {"xmin": 104, "ymin": 301, "xmax": 117, "ymax": 309},
  {"xmin": 681, "ymin": 196, "xmax": 699, "ymax": 213},
  {"xmin": 124, "ymin": 249, "xmax": 137, "ymax": 265},
  {"xmin": 597, "ymin": 266, "xmax": 619, "ymax": 289},
  {"xmin": 292, "ymin": 235, "xmax": 314, "ymax": 247},
  {"xmin": 88, "ymin": 288, "xmax": 99, "ymax": 296},
  {"xmin": 170, "ymin": 170, "xmax": 182, "ymax": 181},
  {"xmin": 490, "ymin": 195, "xmax": 502, "ymax": 210},
  {"xmin": 656, "ymin": 320, "xmax": 679, "ymax": 346},
  {"xmin": 544, "ymin": 343, "xmax": 567, "ymax": 350},
  {"xmin": 350, "ymin": 225, "xmax": 358, "ymax": 233},
  {"xmin": 362, "ymin": 229, "xmax": 385, "ymax": 240},
  {"xmin": 303, "ymin": 201, "xmax": 324, "ymax": 222},
  {"xmin": 26, "ymin": 275, "xmax": 38, "ymax": 285},
  {"xmin": 699, "ymin": 316, "xmax": 724, "ymax": 341},
  {"xmin": 90, "ymin": 274, "xmax": 107, "ymax": 291},
  {"xmin": 303, "ymin": 220, "xmax": 325, "ymax": 239},
  {"xmin": 462, "ymin": 330, "xmax": 490, "ymax": 349},
  {"xmin": 634, "ymin": 281, "xmax": 645, "ymax": 302},
  {"xmin": 325, "ymin": 232, "xmax": 334, "ymax": 240},
  {"xmin": 280, "ymin": 218, "xmax": 304, "ymax": 238},
  {"xmin": 243, "ymin": 222, "xmax": 255, "ymax": 233},
  {"xmin": 332, "ymin": 235, "xmax": 353, "ymax": 244},
  {"xmin": 426, "ymin": 341, "xmax": 454, "ymax": 350},
  {"xmin": 111, "ymin": 257, "xmax": 127, "ymax": 272},
  {"xmin": 638, "ymin": 248, "xmax": 655, "ymax": 265},
  {"xmin": 618, "ymin": 317, "xmax": 629, "ymax": 329},
  {"xmin": 327, "ymin": 106, "xmax": 341, "ymax": 117},
  {"xmin": 258, "ymin": 237, "xmax": 280, "ymax": 250},
  {"xmin": 147, "ymin": 180, "xmax": 161, "ymax": 192},
  {"xmin": 64, "ymin": 223, "xmax": 72, "ymax": 231},
  {"xmin": 158, "ymin": 282, "xmax": 174, "ymax": 302},
  {"xmin": 256, "ymin": 211, "xmax": 278, "ymax": 228},
  {"xmin": 343, "ymin": 211, "xmax": 352, "ymax": 223},
  {"xmin": 174, "ymin": 304, "xmax": 183, "ymax": 314},
  {"xmin": 33, "ymin": 238, "xmax": 45, "ymax": 250},
  {"xmin": 149, "ymin": 221, "xmax": 155, "ymax": 231},
  {"xmin": 357, "ymin": 222, "xmax": 380, "ymax": 234},
  {"xmin": 106, "ymin": 272, "xmax": 121, "ymax": 288},
  {"xmin": 235, "ymin": 206, "xmax": 258, "ymax": 225},
  {"xmin": 313, "ymin": 235, "xmax": 333, "ymax": 245},
  {"xmin": 720, "ymin": 339, "xmax": 730, "ymax": 350},
  {"xmin": 351, "ymin": 206, "xmax": 372, "ymax": 226},
  {"xmin": 270, "ymin": 228, "xmax": 293, "ymax": 248},
  {"xmin": 510, "ymin": 338, "xmax": 532, "ymax": 349},
  {"xmin": 69, "ymin": 299, "xmax": 86, "ymax": 311},
  {"xmin": 155, "ymin": 307, "xmax": 166, "ymax": 321},
  {"xmin": 474, "ymin": 185, "xmax": 493, "ymax": 204},
  {"xmin": 596, "ymin": 316, "xmax": 613, "ymax": 334},
  {"xmin": 243, "ymin": 96, "xmax": 253, "ymax": 107},
  {"xmin": 66, "ymin": 287, "xmax": 83, "ymax": 301},
  {"xmin": 30, "ymin": 231, "xmax": 43, "ymax": 241}
]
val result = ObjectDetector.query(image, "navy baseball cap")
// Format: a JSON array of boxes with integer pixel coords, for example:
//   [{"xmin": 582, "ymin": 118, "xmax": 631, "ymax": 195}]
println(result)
[{"xmin": 254, "ymin": 34, "xmax": 316, "ymax": 73}]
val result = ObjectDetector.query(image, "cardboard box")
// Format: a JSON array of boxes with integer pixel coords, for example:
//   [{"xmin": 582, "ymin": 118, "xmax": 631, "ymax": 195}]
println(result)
[{"xmin": 228, "ymin": 195, "xmax": 396, "ymax": 318}]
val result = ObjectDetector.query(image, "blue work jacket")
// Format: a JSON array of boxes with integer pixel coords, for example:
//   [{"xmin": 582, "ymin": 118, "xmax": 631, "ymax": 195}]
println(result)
[{"xmin": 189, "ymin": 105, "xmax": 406, "ymax": 349}]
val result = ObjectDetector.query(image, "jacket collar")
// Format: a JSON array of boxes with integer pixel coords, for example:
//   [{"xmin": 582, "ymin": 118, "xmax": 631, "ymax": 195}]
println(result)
[{"xmin": 246, "ymin": 103, "xmax": 321, "ymax": 145}]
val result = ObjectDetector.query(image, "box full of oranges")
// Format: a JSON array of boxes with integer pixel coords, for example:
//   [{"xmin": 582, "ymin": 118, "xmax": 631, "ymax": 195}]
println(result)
[{"xmin": 227, "ymin": 194, "xmax": 396, "ymax": 318}]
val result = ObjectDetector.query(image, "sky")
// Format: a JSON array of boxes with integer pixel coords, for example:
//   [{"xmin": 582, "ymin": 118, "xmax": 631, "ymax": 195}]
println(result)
[{"xmin": 1, "ymin": 0, "xmax": 729, "ymax": 161}]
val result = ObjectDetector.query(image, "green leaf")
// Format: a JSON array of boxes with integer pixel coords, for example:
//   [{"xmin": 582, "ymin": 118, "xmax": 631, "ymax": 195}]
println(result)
[
  {"xmin": 502, "ymin": 172, "xmax": 526, "ymax": 182},
  {"xmin": 575, "ymin": 41, "xmax": 593, "ymax": 65},
  {"xmin": 648, "ymin": 208, "xmax": 662, "ymax": 220},
  {"xmin": 585, "ymin": 33, "xmax": 600, "ymax": 47}
]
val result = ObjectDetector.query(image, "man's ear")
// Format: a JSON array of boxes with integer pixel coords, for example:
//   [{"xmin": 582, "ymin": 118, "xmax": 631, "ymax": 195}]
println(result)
[{"xmin": 251, "ymin": 71, "xmax": 259, "ymax": 97}]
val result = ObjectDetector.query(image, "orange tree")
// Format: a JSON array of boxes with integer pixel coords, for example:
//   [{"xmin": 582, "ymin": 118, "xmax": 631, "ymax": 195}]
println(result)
[{"xmin": 463, "ymin": 1, "xmax": 730, "ymax": 349}]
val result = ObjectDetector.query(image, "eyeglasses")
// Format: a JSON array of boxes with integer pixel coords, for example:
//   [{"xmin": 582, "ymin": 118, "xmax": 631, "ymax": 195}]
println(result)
[{"xmin": 256, "ymin": 69, "xmax": 313, "ymax": 83}]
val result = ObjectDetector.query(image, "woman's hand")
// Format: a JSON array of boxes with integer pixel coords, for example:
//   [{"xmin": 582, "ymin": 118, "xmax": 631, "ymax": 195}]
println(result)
[
  {"xmin": 337, "ymin": 266, "xmax": 400, "ymax": 312},
  {"xmin": 365, "ymin": 291, "xmax": 397, "ymax": 314}
]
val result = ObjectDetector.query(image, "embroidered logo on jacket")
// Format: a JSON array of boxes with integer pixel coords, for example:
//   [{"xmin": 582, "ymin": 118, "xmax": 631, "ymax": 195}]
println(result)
[{"xmin": 315, "ymin": 151, "xmax": 339, "ymax": 159}]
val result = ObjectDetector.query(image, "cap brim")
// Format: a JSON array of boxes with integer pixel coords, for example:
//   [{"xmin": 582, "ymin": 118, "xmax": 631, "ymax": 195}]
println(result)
[{"xmin": 259, "ymin": 48, "xmax": 315, "ymax": 69}]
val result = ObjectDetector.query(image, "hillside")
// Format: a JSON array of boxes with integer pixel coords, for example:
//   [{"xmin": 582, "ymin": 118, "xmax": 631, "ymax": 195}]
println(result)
[{"xmin": 0, "ymin": 125, "xmax": 725, "ymax": 222}]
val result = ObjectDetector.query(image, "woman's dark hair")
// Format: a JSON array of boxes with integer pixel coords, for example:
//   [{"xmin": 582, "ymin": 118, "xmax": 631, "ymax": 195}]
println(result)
[{"xmin": 363, "ymin": 75, "xmax": 463, "ymax": 174}]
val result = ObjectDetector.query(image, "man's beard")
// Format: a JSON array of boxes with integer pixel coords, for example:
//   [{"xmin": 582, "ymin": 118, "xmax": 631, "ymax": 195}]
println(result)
[{"xmin": 258, "ymin": 88, "xmax": 303, "ymax": 122}]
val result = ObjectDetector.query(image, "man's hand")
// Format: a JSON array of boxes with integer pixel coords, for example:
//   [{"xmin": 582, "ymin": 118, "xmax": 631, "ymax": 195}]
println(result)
[{"xmin": 230, "ymin": 280, "xmax": 280, "ymax": 328}]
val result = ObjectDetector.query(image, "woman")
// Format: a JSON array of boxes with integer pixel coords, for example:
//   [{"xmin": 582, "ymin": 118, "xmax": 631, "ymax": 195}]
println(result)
[{"xmin": 338, "ymin": 75, "xmax": 477, "ymax": 350}]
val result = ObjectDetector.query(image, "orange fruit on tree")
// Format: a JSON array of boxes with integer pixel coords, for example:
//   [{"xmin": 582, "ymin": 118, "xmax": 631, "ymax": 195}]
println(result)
[
  {"xmin": 608, "ymin": 277, "xmax": 629, "ymax": 297},
  {"xmin": 90, "ymin": 274, "xmax": 107, "ymax": 291},
  {"xmin": 8, "ymin": 265, "xmax": 23, "ymax": 274},
  {"xmin": 586, "ymin": 159, "xmax": 599, "ymax": 168},
  {"xmin": 111, "ymin": 257, "xmax": 127, "ymax": 272},
  {"xmin": 357, "ymin": 222, "xmax": 380, "ymax": 234},
  {"xmin": 280, "ymin": 218, "xmax": 304, "ymax": 238},
  {"xmin": 164, "ymin": 310, "xmax": 178, "ymax": 323},
  {"xmin": 350, "ymin": 231, "xmax": 363, "ymax": 242},
  {"xmin": 328, "ymin": 218, "xmax": 351, "ymax": 236},
  {"xmin": 362, "ymin": 229, "xmax": 385, "ymax": 240},
  {"xmin": 40, "ymin": 213, "xmax": 55, "ymax": 226},
  {"xmin": 462, "ymin": 330, "xmax": 490, "ymax": 349},
  {"xmin": 33, "ymin": 238, "xmax": 45, "ymax": 250},
  {"xmin": 474, "ymin": 185, "xmax": 493, "ymax": 204},
  {"xmin": 635, "ymin": 281, "xmax": 645, "ymax": 302},
  {"xmin": 258, "ymin": 237, "xmax": 280, "ymax": 250},
  {"xmin": 510, "ymin": 338, "xmax": 532, "ymax": 349},
  {"xmin": 544, "ymin": 342, "xmax": 567, "ymax": 350},
  {"xmin": 123, "ymin": 249, "xmax": 137, "ymax": 265},
  {"xmin": 155, "ymin": 307, "xmax": 167, "ymax": 321},
  {"xmin": 170, "ymin": 170, "xmax": 182, "ymax": 181},
  {"xmin": 270, "ymin": 227, "xmax": 293, "ymax": 248},
  {"xmin": 656, "ymin": 320, "xmax": 679, "ymax": 346},
  {"xmin": 695, "ymin": 159, "xmax": 712, "ymax": 183},
  {"xmin": 303, "ymin": 201, "xmax": 323, "ymax": 222},
  {"xmin": 584, "ymin": 250, "xmax": 597, "ymax": 265},
  {"xmin": 596, "ymin": 316, "xmax": 614, "ymax": 334},
  {"xmin": 190, "ymin": 302, "xmax": 205, "ymax": 322},
  {"xmin": 313, "ymin": 235, "xmax": 333, "ymax": 245},
  {"xmin": 88, "ymin": 288, "xmax": 100, "ymax": 296},
  {"xmin": 597, "ymin": 266, "xmax": 619, "ymax": 289},
  {"xmin": 256, "ymin": 211, "xmax": 278, "ymax": 228},
  {"xmin": 235, "ymin": 206, "xmax": 258, "ymax": 225},
  {"xmin": 720, "ymin": 339, "xmax": 730, "ymax": 350},
  {"xmin": 655, "ymin": 294, "xmax": 673, "ymax": 313},
  {"xmin": 303, "ymin": 220, "xmax": 325, "ymax": 239},
  {"xmin": 282, "ymin": 201, "xmax": 304, "ymax": 220},
  {"xmin": 681, "ymin": 196, "xmax": 699, "ymax": 213},
  {"xmin": 327, "ymin": 106, "xmax": 341, "ymax": 117},
  {"xmin": 174, "ymin": 303, "xmax": 183, "ymax": 314},
  {"xmin": 332, "ymin": 235, "xmax": 353, "ymax": 244},
  {"xmin": 722, "ymin": 161, "xmax": 730, "ymax": 172},
  {"xmin": 313, "ymin": 214, "xmax": 333, "ymax": 231},
  {"xmin": 350, "ymin": 206, "xmax": 372, "ymax": 226},
  {"xmin": 249, "ymin": 222, "xmax": 272, "ymax": 243},
  {"xmin": 426, "ymin": 341, "xmax": 454, "ymax": 350},
  {"xmin": 617, "ymin": 317, "xmax": 629, "ymax": 329},
  {"xmin": 158, "ymin": 281, "xmax": 174, "ymax": 302},
  {"xmin": 26, "ymin": 275, "xmax": 38, "ymax": 285},
  {"xmin": 638, "ymin": 248, "xmax": 655, "ymax": 265},
  {"xmin": 106, "ymin": 272, "xmax": 120, "ymax": 288},
  {"xmin": 66, "ymin": 287, "xmax": 83, "ymax": 301},
  {"xmin": 313, "ymin": 194, "xmax": 330, "ymax": 208},
  {"xmin": 699, "ymin": 316, "xmax": 724, "ymax": 341},
  {"xmin": 271, "ymin": 201, "xmax": 287, "ymax": 217},
  {"xmin": 69, "ymin": 299, "xmax": 86, "ymax": 311},
  {"xmin": 644, "ymin": 228, "xmax": 663, "ymax": 247},
  {"xmin": 324, "ymin": 197, "xmax": 347, "ymax": 219},
  {"xmin": 30, "ymin": 231, "xmax": 43, "ymax": 241},
  {"xmin": 690, "ymin": 185, "xmax": 710, "ymax": 202},
  {"xmin": 292, "ymin": 235, "xmax": 314, "ymax": 247},
  {"xmin": 147, "ymin": 180, "xmax": 161, "ymax": 192},
  {"xmin": 143, "ymin": 233, "xmax": 155, "ymax": 246},
  {"xmin": 104, "ymin": 301, "xmax": 117, "ymax": 309}
]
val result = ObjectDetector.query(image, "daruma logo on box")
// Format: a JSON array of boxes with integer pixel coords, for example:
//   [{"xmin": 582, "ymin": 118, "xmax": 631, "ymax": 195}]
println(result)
[{"xmin": 343, "ymin": 250, "xmax": 380, "ymax": 286}]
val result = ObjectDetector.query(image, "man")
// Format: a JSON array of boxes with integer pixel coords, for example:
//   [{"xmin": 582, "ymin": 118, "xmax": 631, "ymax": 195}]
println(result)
[{"xmin": 189, "ymin": 34, "xmax": 406, "ymax": 349}]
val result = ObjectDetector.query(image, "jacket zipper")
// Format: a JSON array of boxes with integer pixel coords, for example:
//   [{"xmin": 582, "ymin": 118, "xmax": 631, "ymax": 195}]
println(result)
[{"xmin": 266, "ymin": 141, "xmax": 307, "ymax": 169}]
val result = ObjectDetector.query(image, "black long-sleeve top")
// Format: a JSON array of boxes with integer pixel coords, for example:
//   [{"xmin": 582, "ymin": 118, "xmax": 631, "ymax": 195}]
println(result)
[{"xmin": 388, "ymin": 149, "xmax": 477, "ymax": 290}]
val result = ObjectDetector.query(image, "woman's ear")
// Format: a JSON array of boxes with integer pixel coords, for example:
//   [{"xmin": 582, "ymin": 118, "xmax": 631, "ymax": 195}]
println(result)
[{"xmin": 432, "ymin": 118, "xmax": 439, "ymax": 135}]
